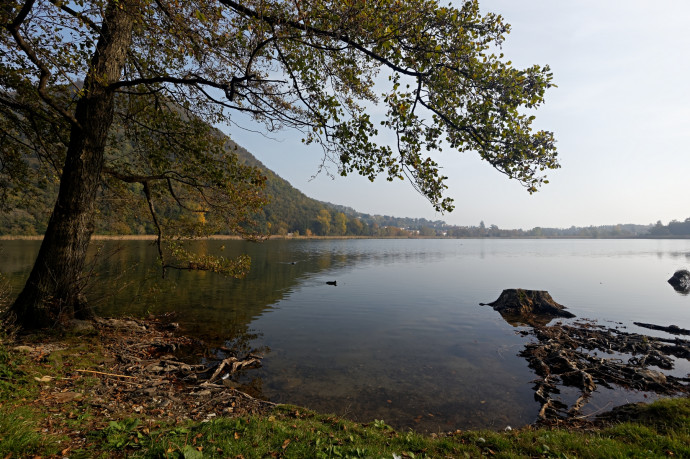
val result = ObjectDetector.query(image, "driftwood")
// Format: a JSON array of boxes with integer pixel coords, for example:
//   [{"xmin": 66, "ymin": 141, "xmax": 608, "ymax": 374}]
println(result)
[
  {"xmin": 481, "ymin": 289, "xmax": 575, "ymax": 326},
  {"xmin": 208, "ymin": 356, "xmax": 262, "ymax": 383}
]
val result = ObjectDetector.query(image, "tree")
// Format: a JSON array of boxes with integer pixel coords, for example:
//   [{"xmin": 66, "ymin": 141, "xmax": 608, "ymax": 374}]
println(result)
[
  {"xmin": 648, "ymin": 221, "xmax": 667, "ymax": 236},
  {"xmin": 346, "ymin": 217, "xmax": 364, "ymax": 236},
  {"xmin": 1, "ymin": 0, "xmax": 558, "ymax": 329},
  {"xmin": 333, "ymin": 212, "xmax": 347, "ymax": 236},
  {"xmin": 314, "ymin": 209, "xmax": 332, "ymax": 235},
  {"xmin": 419, "ymin": 226, "xmax": 435, "ymax": 237}
]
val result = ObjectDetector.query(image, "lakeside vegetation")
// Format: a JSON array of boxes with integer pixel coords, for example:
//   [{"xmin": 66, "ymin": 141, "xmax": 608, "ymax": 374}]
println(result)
[{"xmin": 1, "ymin": 327, "xmax": 688, "ymax": 458}]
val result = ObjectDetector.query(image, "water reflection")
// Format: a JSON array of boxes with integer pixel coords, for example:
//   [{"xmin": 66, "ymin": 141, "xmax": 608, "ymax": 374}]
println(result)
[{"xmin": 2, "ymin": 238, "xmax": 690, "ymax": 432}]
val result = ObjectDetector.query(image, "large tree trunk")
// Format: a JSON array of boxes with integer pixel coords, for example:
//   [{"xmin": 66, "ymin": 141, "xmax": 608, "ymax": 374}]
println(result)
[{"xmin": 7, "ymin": 1, "xmax": 135, "ymax": 329}]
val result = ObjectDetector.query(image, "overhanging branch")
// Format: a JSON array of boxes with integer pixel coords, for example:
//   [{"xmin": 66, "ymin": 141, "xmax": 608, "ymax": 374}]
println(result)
[
  {"xmin": 218, "ymin": 0, "xmax": 428, "ymax": 79},
  {"xmin": 6, "ymin": 0, "xmax": 80, "ymax": 126}
]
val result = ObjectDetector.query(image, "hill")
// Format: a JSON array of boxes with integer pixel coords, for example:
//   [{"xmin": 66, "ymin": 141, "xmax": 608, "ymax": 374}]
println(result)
[
  {"xmin": 0, "ymin": 132, "xmax": 446, "ymax": 237},
  {"xmin": 208, "ymin": 141, "xmax": 451, "ymax": 237}
]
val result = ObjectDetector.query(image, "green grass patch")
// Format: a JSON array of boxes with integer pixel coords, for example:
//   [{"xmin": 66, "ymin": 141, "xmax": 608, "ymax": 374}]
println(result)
[
  {"xmin": 77, "ymin": 399, "xmax": 689, "ymax": 458},
  {"xmin": 0, "ymin": 338, "xmax": 63, "ymax": 457},
  {"xmin": 0, "ymin": 405, "xmax": 62, "ymax": 457},
  {"xmin": 0, "ymin": 338, "xmax": 34, "ymax": 399}
]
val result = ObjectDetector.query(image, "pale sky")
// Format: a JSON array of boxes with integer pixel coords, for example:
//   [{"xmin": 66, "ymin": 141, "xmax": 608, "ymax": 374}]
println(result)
[{"xmin": 227, "ymin": 1, "xmax": 690, "ymax": 230}]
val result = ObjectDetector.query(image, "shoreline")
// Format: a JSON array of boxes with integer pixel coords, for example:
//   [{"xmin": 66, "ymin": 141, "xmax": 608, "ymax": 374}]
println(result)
[
  {"xmin": 2, "ymin": 234, "xmax": 689, "ymax": 241},
  {"xmin": 1, "ymin": 316, "xmax": 688, "ymax": 457}
]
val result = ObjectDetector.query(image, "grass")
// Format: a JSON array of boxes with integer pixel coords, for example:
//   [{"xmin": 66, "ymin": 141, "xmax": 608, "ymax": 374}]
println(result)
[
  {"xmin": 77, "ymin": 400, "xmax": 689, "ymax": 458},
  {"xmin": 0, "ymin": 405, "xmax": 61, "ymax": 457},
  {"xmin": 0, "ymin": 336, "xmax": 64, "ymax": 457},
  {"xmin": 0, "ymin": 332, "xmax": 688, "ymax": 458}
]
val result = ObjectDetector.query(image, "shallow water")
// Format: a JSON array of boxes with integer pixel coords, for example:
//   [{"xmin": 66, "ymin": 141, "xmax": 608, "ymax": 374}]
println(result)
[{"xmin": 3, "ymin": 238, "xmax": 689, "ymax": 431}]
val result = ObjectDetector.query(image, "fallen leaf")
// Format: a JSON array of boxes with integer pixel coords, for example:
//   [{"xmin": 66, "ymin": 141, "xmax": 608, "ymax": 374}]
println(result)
[
  {"xmin": 234, "ymin": 432, "xmax": 241, "ymax": 440},
  {"xmin": 282, "ymin": 439, "xmax": 291, "ymax": 449},
  {"xmin": 34, "ymin": 376, "xmax": 53, "ymax": 383}
]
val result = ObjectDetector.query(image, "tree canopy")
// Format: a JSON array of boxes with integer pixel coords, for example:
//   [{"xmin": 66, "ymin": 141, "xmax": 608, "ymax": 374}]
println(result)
[{"xmin": 1, "ymin": 0, "xmax": 558, "ymax": 328}]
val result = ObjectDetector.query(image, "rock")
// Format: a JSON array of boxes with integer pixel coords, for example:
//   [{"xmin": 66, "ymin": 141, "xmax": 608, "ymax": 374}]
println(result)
[
  {"xmin": 13, "ymin": 345, "xmax": 36, "ymax": 353},
  {"xmin": 67, "ymin": 319, "xmax": 95, "ymax": 332},
  {"xmin": 481, "ymin": 289, "xmax": 575, "ymax": 325},
  {"xmin": 667, "ymin": 269, "xmax": 690, "ymax": 293}
]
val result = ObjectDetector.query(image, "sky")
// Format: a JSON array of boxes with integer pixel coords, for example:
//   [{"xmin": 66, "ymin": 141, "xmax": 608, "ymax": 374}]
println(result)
[{"xmin": 225, "ymin": 1, "xmax": 690, "ymax": 230}]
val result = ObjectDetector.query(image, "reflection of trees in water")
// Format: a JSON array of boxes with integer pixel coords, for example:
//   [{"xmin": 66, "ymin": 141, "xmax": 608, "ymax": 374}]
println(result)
[
  {"xmin": 656, "ymin": 251, "xmax": 690, "ymax": 260},
  {"xmin": 67, "ymin": 240, "xmax": 379, "ymax": 339},
  {"xmin": 2, "ymin": 240, "xmax": 48, "ymax": 278},
  {"xmin": 3, "ymin": 239, "xmax": 367, "ymax": 337}
]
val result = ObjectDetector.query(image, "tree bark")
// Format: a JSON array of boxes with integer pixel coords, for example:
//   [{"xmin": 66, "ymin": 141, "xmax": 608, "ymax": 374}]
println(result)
[{"xmin": 7, "ymin": 1, "xmax": 135, "ymax": 329}]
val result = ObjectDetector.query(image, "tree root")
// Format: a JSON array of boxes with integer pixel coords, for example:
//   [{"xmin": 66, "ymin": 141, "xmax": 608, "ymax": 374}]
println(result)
[{"xmin": 519, "ymin": 321, "xmax": 689, "ymax": 423}]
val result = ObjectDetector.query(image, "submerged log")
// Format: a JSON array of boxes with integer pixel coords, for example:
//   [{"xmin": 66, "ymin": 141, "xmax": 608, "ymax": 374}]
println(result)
[
  {"xmin": 481, "ymin": 289, "xmax": 575, "ymax": 325},
  {"xmin": 633, "ymin": 322, "xmax": 690, "ymax": 336}
]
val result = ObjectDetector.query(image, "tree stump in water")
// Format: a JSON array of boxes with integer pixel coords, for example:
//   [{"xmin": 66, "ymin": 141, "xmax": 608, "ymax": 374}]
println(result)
[
  {"xmin": 481, "ymin": 289, "xmax": 575, "ymax": 324},
  {"xmin": 668, "ymin": 269, "xmax": 690, "ymax": 293}
]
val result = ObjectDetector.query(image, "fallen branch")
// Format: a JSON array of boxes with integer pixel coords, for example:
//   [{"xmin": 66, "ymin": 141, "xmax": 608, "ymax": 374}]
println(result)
[{"xmin": 76, "ymin": 369, "xmax": 136, "ymax": 379}]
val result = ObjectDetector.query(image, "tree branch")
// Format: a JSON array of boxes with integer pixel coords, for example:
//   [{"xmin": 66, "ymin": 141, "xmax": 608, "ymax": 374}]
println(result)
[
  {"xmin": 5, "ymin": 0, "xmax": 80, "ymax": 126},
  {"xmin": 47, "ymin": 0, "xmax": 101, "ymax": 33},
  {"xmin": 111, "ymin": 75, "xmax": 227, "ymax": 91},
  {"xmin": 218, "ymin": 0, "xmax": 428, "ymax": 78},
  {"xmin": 142, "ymin": 181, "xmax": 165, "ymax": 276}
]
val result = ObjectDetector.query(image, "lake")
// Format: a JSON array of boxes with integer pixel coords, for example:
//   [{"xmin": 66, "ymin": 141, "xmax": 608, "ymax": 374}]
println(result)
[{"xmin": 2, "ymin": 238, "xmax": 689, "ymax": 432}]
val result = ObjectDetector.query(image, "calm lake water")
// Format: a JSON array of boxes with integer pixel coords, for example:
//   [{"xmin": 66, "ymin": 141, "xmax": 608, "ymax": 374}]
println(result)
[{"xmin": 3, "ymin": 238, "xmax": 689, "ymax": 431}]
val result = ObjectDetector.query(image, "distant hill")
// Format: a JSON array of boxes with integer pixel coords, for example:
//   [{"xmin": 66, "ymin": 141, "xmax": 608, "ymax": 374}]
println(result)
[{"xmin": 226, "ymin": 141, "xmax": 450, "ymax": 236}]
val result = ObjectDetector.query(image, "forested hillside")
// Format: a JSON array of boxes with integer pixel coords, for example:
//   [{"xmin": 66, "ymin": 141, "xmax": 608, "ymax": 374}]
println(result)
[{"xmin": 0, "ymin": 135, "xmax": 445, "ymax": 237}]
